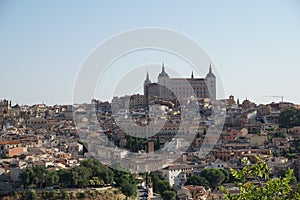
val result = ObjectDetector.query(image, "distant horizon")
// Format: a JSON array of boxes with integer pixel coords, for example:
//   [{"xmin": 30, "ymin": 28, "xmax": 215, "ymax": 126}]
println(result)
[{"xmin": 0, "ymin": 96, "xmax": 296, "ymax": 107}]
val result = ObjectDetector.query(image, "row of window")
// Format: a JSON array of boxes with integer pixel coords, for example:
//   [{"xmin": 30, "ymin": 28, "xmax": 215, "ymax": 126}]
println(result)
[{"xmin": 168, "ymin": 81, "xmax": 207, "ymax": 86}]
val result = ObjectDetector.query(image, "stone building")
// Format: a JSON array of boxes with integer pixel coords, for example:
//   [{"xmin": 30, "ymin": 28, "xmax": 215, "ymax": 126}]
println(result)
[{"xmin": 144, "ymin": 63, "xmax": 216, "ymax": 101}]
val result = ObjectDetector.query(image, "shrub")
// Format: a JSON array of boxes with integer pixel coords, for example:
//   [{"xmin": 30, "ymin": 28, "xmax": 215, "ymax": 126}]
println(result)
[
  {"xmin": 61, "ymin": 191, "xmax": 69, "ymax": 199},
  {"xmin": 77, "ymin": 192, "xmax": 87, "ymax": 199},
  {"xmin": 49, "ymin": 190, "xmax": 57, "ymax": 199},
  {"xmin": 26, "ymin": 189, "xmax": 37, "ymax": 200}
]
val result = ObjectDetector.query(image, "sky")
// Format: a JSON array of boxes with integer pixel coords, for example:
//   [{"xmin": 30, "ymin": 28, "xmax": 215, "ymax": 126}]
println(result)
[{"xmin": 1, "ymin": 1, "xmax": 300, "ymax": 105}]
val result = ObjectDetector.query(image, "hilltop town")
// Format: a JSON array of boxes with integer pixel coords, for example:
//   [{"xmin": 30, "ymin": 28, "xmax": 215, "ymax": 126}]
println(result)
[
  {"xmin": 1, "ymin": 68, "xmax": 300, "ymax": 199},
  {"xmin": 0, "ymin": 96, "xmax": 300, "ymax": 199}
]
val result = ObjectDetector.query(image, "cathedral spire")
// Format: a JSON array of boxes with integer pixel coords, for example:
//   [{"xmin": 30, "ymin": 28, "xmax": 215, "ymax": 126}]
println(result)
[
  {"xmin": 206, "ymin": 63, "xmax": 215, "ymax": 78},
  {"xmin": 144, "ymin": 70, "xmax": 151, "ymax": 85},
  {"xmin": 158, "ymin": 62, "xmax": 169, "ymax": 78}
]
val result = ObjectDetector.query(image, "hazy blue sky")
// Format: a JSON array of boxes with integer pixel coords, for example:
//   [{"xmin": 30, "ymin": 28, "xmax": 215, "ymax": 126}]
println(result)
[{"xmin": 1, "ymin": 1, "xmax": 300, "ymax": 105}]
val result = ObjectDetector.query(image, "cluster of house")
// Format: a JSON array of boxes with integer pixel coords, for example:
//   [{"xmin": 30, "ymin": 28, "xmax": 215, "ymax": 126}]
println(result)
[
  {"xmin": 1, "ymin": 95, "xmax": 300, "ymax": 199},
  {"xmin": 147, "ymin": 95, "xmax": 300, "ymax": 199},
  {"xmin": 0, "ymin": 100, "xmax": 84, "ymax": 190}
]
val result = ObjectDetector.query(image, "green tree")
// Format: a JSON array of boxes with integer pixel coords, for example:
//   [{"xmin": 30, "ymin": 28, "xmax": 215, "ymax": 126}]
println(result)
[
  {"xmin": 114, "ymin": 171, "xmax": 137, "ymax": 189},
  {"xmin": 48, "ymin": 190, "xmax": 58, "ymax": 199},
  {"xmin": 19, "ymin": 168, "xmax": 35, "ymax": 189},
  {"xmin": 32, "ymin": 165, "xmax": 47, "ymax": 188},
  {"xmin": 26, "ymin": 189, "xmax": 37, "ymax": 200},
  {"xmin": 58, "ymin": 169, "xmax": 72, "ymax": 188},
  {"xmin": 286, "ymin": 153, "xmax": 298, "ymax": 159},
  {"xmin": 185, "ymin": 176, "xmax": 209, "ymax": 189},
  {"xmin": 155, "ymin": 180, "xmax": 171, "ymax": 194},
  {"xmin": 77, "ymin": 192, "xmax": 87, "ymax": 199},
  {"xmin": 150, "ymin": 173, "xmax": 171, "ymax": 195},
  {"xmin": 295, "ymin": 139, "xmax": 300, "ymax": 152},
  {"xmin": 120, "ymin": 181, "xmax": 136, "ymax": 200},
  {"xmin": 154, "ymin": 137, "xmax": 161, "ymax": 150},
  {"xmin": 220, "ymin": 168, "xmax": 231, "ymax": 183},
  {"xmin": 200, "ymin": 168, "xmax": 226, "ymax": 190},
  {"xmin": 71, "ymin": 166, "xmax": 92, "ymax": 188},
  {"xmin": 279, "ymin": 108, "xmax": 300, "ymax": 128},
  {"xmin": 149, "ymin": 172, "xmax": 161, "ymax": 183},
  {"xmin": 272, "ymin": 150, "xmax": 279, "ymax": 157},
  {"xmin": 222, "ymin": 156, "xmax": 300, "ymax": 200},
  {"xmin": 125, "ymin": 136, "xmax": 146, "ymax": 152},
  {"xmin": 162, "ymin": 190, "xmax": 176, "ymax": 200},
  {"xmin": 273, "ymin": 132, "xmax": 286, "ymax": 138},
  {"xmin": 61, "ymin": 191, "xmax": 69, "ymax": 199},
  {"xmin": 81, "ymin": 159, "xmax": 114, "ymax": 184},
  {"xmin": 45, "ymin": 170, "xmax": 59, "ymax": 187},
  {"xmin": 277, "ymin": 169, "xmax": 297, "ymax": 185}
]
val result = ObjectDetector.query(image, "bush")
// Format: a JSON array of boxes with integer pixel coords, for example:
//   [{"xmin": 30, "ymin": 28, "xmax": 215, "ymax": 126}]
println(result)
[
  {"xmin": 70, "ymin": 192, "xmax": 76, "ymax": 199},
  {"xmin": 26, "ymin": 189, "xmax": 38, "ymax": 200},
  {"xmin": 61, "ymin": 191, "xmax": 69, "ymax": 199},
  {"xmin": 7, "ymin": 191, "xmax": 17, "ymax": 197},
  {"xmin": 77, "ymin": 192, "xmax": 87, "ymax": 199},
  {"xmin": 49, "ymin": 190, "xmax": 58, "ymax": 199},
  {"xmin": 162, "ymin": 190, "xmax": 176, "ymax": 200}
]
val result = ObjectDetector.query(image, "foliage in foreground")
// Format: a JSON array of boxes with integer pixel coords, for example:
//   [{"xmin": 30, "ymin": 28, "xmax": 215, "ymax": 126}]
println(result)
[{"xmin": 221, "ymin": 156, "xmax": 300, "ymax": 200}]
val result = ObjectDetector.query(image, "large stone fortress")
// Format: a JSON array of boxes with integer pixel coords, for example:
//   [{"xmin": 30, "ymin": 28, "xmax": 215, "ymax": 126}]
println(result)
[{"xmin": 144, "ymin": 63, "xmax": 216, "ymax": 101}]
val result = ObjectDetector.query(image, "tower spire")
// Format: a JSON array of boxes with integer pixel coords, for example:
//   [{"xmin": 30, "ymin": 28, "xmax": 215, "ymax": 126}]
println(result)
[
  {"xmin": 206, "ymin": 63, "xmax": 215, "ymax": 78},
  {"xmin": 158, "ymin": 62, "xmax": 169, "ymax": 78},
  {"xmin": 191, "ymin": 71, "xmax": 194, "ymax": 79},
  {"xmin": 144, "ymin": 70, "xmax": 151, "ymax": 85}
]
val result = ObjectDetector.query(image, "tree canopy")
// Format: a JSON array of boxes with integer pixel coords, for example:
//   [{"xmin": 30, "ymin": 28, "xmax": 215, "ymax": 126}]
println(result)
[
  {"xmin": 19, "ymin": 159, "xmax": 137, "ymax": 199},
  {"xmin": 185, "ymin": 176, "xmax": 209, "ymax": 189},
  {"xmin": 199, "ymin": 168, "xmax": 226, "ymax": 190},
  {"xmin": 162, "ymin": 190, "xmax": 176, "ymax": 200},
  {"xmin": 150, "ymin": 173, "xmax": 173, "ymax": 198},
  {"xmin": 279, "ymin": 108, "xmax": 300, "ymax": 128},
  {"xmin": 120, "ymin": 181, "xmax": 136, "ymax": 200}
]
